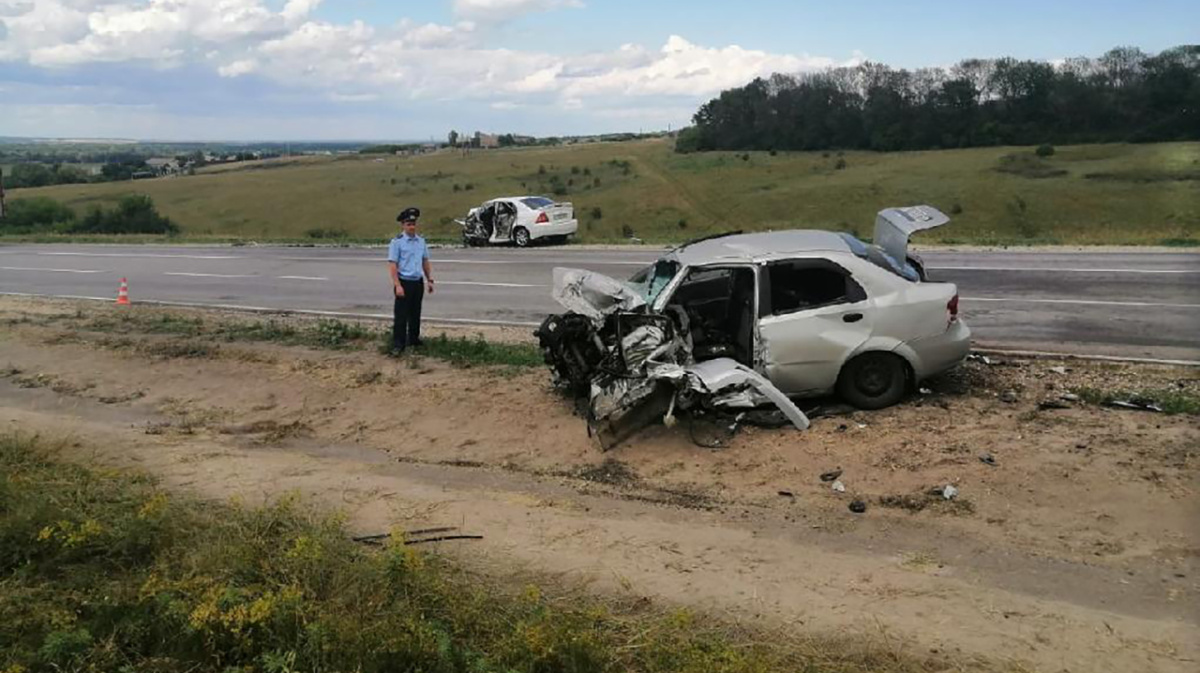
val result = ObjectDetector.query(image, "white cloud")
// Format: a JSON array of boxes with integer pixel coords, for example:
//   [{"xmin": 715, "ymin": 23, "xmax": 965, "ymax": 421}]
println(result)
[
  {"xmin": 6, "ymin": 0, "xmax": 306, "ymax": 66},
  {"xmin": 218, "ymin": 58, "xmax": 257, "ymax": 77},
  {"xmin": 452, "ymin": 0, "xmax": 583, "ymax": 22},
  {"xmin": 556, "ymin": 35, "xmax": 837, "ymax": 99},
  {"xmin": 328, "ymin": 92, "xmax": 379, "ymax": 102},
  {"xmin": 0, "ymin": 1, "xmax": 862, "ymax": 137},
  {"xmin": 280, "ymin": 0, "xmax": 321, "ymax": 26}
]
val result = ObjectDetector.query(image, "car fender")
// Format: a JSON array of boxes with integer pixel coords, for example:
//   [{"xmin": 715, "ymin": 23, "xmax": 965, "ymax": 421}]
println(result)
[{"xmin": 844, "ymin": 336, "xmax": 918, "ymax": 382}]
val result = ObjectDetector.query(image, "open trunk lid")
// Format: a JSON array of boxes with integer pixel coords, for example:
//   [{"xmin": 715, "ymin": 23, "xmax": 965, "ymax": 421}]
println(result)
[{"xmin": 873, "ymin": 205, "xmax": 949, "ymax": 267}]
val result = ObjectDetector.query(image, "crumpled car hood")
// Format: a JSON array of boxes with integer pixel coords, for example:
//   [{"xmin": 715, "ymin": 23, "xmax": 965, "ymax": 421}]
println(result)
[{"xmin": 551, "ymin": 267, "xmax": 646, "ymax": 324}]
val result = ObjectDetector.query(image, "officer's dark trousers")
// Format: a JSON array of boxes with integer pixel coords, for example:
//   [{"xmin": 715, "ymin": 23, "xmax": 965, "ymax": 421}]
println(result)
[{"xmin": 392, "ymin": 278, "xmax": 425, "ymax": 350}]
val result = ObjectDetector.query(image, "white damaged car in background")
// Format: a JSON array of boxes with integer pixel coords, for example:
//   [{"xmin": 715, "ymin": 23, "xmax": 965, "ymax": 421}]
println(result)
[
  {"xmin": 535, "ymin": 205, "xmax": 971, "ymax": 449},
  {"xmin": 458, "ymin": 196, "xmax": 577, "ymax": 248}
]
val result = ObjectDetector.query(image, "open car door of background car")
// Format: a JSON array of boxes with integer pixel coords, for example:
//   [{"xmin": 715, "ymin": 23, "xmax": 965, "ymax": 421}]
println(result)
[{"xmin": 757, "ymin": 258, "xmax": 873, "ymax": 396}]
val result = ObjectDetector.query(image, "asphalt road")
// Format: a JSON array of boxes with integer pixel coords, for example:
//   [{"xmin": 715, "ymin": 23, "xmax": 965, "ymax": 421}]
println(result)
[{"xmin": 2, "ymin": 244, "xmax": 1198, "ymax": 363}]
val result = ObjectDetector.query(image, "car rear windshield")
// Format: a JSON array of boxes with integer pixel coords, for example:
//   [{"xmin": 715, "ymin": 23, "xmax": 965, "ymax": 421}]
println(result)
[
  {"xmin": 521, "ymin": 197, "xmax": 555, "ymax": 209},
  {"xmin": 836, "ymin": 233, "xmax": 920, "ymax": 282}
]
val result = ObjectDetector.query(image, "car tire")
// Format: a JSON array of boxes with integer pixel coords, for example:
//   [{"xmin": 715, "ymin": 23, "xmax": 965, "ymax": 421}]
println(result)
[
  {"xmin": 836, "ymin": 352, "xmax": 908, "ymax": 410},
  {"xmin": 513, "ymin": 227, "xmax": 531, "ymax": 248}
]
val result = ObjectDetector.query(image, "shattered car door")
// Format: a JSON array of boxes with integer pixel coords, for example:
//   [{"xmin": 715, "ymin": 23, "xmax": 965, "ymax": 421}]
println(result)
[{"xmin": 757, "ymin": 259, "xmax": 874, "ymax": 396}]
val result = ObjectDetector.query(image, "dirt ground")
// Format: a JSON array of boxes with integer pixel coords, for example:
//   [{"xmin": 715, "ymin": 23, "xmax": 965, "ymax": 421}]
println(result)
[{"xmin": 1, "ymin": 296, "xmax": 1197, "ymax": 673}]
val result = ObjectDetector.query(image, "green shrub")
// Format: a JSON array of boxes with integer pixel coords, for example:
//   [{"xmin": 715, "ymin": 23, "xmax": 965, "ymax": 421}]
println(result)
[
  {"xmin": 70, "ymin": 195, "xmax": 179, "ymax": 235},
  {"xmin": 1035, "ymin": 144, "xmax": 1056, "ymax": 157},
  {"xmin": 0, "ymin": 196, "xmax": 77, "ymax": 233},
  {"xmin": 590, "ymin": 206, "xmax": 603, "ymax": 219}
]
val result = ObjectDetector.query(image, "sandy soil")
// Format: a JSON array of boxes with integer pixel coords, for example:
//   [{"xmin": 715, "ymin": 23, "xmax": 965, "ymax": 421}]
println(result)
[{"xmin": 1, "ymin": 296, "xmax": 1197, "ymax": 673}]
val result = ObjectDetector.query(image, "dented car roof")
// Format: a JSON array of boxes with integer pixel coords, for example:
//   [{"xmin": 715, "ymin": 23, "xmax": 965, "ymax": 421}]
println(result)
[{"xmin": 670, "ymin": 230, "xmax": 852, "ymax": 266}]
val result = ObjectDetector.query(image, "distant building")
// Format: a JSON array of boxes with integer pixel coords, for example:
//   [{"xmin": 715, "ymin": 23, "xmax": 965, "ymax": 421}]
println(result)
[
  {"xmin": 474, "ymin": 132, "xmax": 499, "ymax": 149},
  {"xmin": 145, "ymin": 158, "xmax": 180, "ymax": 176}
]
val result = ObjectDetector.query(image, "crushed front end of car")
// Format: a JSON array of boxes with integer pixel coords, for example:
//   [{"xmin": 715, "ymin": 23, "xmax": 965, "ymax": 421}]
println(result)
[{"xmin": 535, "ymin": 268, "xmax": 808, "ymax": 450}]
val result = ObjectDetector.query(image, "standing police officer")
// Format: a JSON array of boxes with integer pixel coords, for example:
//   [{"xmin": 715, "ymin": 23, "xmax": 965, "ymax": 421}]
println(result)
[{"xmin": 387, "ymin": 207, "xmax": 434, "ymax": 354}]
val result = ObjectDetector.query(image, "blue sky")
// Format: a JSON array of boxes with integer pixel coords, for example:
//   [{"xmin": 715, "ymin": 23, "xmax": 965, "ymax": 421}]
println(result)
[{"xmin": 1, "ymin": 0, "xmax": 1194, "ymax": 141}]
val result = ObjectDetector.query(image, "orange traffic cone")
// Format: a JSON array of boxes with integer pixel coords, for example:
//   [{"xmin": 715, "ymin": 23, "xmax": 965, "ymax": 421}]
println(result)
[{"xmin": 116, "ymin": 277, "xmax": 131, "ymax": 306}]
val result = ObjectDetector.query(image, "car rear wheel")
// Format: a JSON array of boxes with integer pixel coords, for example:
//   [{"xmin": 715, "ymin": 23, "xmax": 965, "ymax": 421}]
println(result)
[
  {"xmin": 836, "ymin": 352, "xmax": 908, "ymax": 410},
  {"xmin": 513, "ymin": 227, "xmax": 531, "ymax": 248}
]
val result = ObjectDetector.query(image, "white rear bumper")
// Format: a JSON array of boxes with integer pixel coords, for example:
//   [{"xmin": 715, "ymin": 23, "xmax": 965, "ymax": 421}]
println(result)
[{"xmin": 529, "ymin": 219, "xmax": 578, "ymax": 239}]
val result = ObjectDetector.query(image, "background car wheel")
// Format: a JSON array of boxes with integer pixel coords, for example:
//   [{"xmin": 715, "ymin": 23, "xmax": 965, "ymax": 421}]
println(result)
[
  {"xmin": 836, "ymin": 352, "xmax": 908, "ymax": 410},
  {"xmin": 513, "ymin": 227, "xmax": 531, "ymax": 247}
]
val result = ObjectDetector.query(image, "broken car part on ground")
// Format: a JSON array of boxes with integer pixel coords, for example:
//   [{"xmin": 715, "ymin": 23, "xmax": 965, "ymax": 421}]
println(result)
[{"xmin": 535, "ymin": 206, "xmax": 972, "ymax": 449}]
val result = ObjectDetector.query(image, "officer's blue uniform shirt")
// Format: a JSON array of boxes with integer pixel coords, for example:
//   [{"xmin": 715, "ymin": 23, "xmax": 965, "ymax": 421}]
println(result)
[{"xmin": 388, "ymin": 233, "xmax": 429, "ymax": 281}]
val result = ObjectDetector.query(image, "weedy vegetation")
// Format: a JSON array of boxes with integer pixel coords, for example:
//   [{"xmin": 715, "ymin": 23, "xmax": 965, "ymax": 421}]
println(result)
[{"xmin": 0, "ymin": 433, "xmax": 957, "ymax": 673}]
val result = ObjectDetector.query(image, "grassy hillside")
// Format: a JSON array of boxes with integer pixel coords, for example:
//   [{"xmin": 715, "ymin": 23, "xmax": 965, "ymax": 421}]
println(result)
[{"xmin": 11, "ymin": 140, "xmax": 1199, "ymax": 245}]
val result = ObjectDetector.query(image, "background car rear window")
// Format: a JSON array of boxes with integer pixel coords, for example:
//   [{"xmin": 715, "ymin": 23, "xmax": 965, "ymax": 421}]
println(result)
[
  {"xmin": 769, "ymin": 263, "xmax": 860, "ymax": 313},
  {"xmin": 521, "ymin": 197, "xmax": 555, "ymax": 209}
]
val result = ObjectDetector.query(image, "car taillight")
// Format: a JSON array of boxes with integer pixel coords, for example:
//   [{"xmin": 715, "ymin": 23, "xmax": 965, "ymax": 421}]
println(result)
[
  {"xmin": 535, "ymin": 212, "xmax": 549, "ymax": 224},
  {"xmin": 947, "ymin": 293, "xmax": 959, "ymax": 322}
]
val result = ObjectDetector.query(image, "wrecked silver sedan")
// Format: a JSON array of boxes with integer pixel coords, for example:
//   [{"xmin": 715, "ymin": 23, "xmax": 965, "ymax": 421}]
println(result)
[{"xmin": 535, "ymin": 205, "xmax": 971, "ymax": 448}]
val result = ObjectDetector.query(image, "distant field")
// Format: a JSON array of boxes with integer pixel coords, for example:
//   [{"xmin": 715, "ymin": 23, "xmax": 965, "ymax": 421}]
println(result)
[{"xmin": 10, "ymin": 140, "xmax": 1200, "ymax": 246}]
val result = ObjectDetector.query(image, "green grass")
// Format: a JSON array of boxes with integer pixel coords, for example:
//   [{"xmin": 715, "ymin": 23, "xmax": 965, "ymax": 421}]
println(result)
[
  {"xmin": 1072, "ymin": 386, "xmax": 1200, "ymax": 415},
  {"xmin": 7, "ymin": 140, "xmax": 1199, "ymax": 246},
  {"xmin": 384, "ymin": 333, "xmax": 544, "ymax": 367},
  {"xmin": 69, "ymin": 308, "xmax": 544, "ymax": 367},
  {"xmin": 0, "ymin": 432, "xmax": 952, "ymax": 673}
]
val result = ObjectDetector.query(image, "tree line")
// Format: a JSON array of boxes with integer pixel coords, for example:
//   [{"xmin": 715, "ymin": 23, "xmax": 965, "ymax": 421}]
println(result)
[{"xmin": 677, "ymin": 45, "xmax": 1199, "ymax": 152}]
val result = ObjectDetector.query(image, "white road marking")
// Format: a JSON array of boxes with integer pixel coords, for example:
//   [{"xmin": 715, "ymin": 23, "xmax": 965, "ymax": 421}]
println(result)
[
  {"xmin": 277, "ymin": 275, "xmax": 328, "ymax": 281},
  {"xmin": 439, "ymin": 281, "xmax": 546, "ymax": 288},
  {"xmin": 965, "ymin": 296, "xmax": 1200, "ymax": 309},
  {"xmin": 38, "ymin": 252, "xmax": 240, "ymax": 260},
  {"xmin": 164, "ymin": 272, "xmax": 257, "ymax": 279},
  {"xmin": 0, "ymin": 266, "xmax": 106, "ymax": 274},
  {"xmin": 932, "ymin": 266, "xmax": 1199, "ymax": 274},
  {"xmin": 972, "ymin": 347, "xmax": 1200, "ymax": 367}
]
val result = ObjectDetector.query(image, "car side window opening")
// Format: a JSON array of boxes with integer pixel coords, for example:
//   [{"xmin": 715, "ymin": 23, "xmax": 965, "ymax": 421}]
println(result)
[
  {"xmin": 767, "ymin": 261, "xmax": 865, "ymax": 315},
  {"xmin": 495, "ymin": 201, "xmax": 517, "ymax": 238},
  {"xmin": 666, "ymin": 266, "xmax": 756, "ymax": 366}
]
